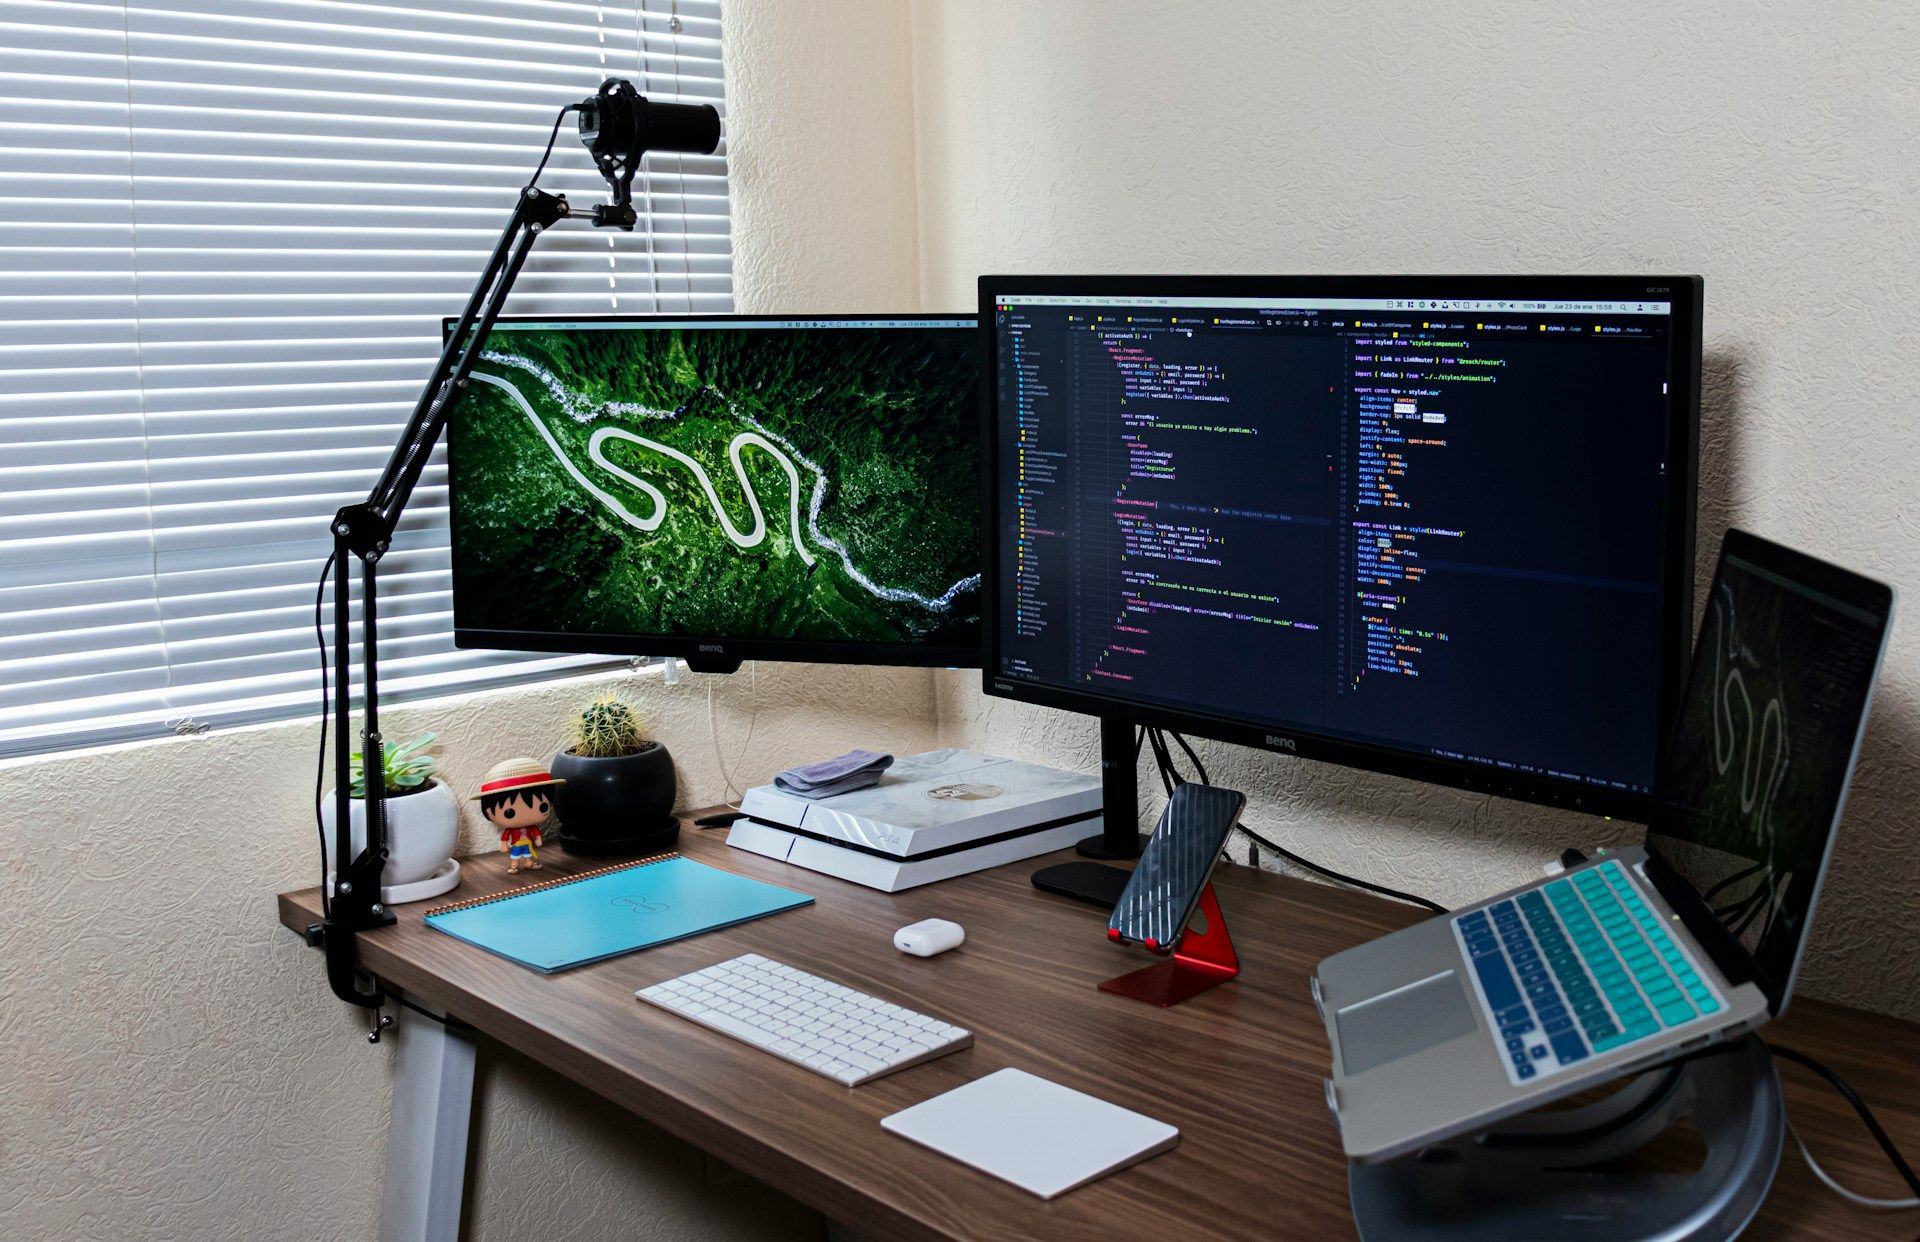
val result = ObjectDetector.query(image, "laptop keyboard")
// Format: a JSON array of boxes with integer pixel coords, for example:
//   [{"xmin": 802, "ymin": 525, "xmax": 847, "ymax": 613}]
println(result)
[{"xmin": 1452, "ymin": 859, "xmax": 1724, "ymax": 1084}]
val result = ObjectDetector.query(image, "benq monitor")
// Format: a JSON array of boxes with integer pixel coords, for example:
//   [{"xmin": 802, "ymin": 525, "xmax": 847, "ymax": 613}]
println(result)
[
  {"xmin": 981, "ymin": 275, "xmax": 1702, "ymax": 821},
  {"xmin": 449, "ymin": 314, "xmax": 982, "ymax": 671}
]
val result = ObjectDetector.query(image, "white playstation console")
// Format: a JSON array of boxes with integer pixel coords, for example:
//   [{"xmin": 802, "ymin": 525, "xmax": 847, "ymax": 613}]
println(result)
[{"xmin": 727, "ymin": 749, "xmax": 1102, "ymax": 892}]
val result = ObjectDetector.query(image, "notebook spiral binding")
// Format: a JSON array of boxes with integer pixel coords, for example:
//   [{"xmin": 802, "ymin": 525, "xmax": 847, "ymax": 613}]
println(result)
[{"xmin": 424, "ymin": 852, "xmax": 679, "ymax": 918}]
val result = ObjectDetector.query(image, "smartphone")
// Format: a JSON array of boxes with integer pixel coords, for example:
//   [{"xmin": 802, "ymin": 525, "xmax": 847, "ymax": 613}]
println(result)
[{"xmin": 1108, "ymin": 782, "xmax": 1247, "ymax": 952}]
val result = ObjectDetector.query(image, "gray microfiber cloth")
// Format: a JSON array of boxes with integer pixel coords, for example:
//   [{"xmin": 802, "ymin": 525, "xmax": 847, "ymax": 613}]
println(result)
[{"xmin": 773, "ymin": 749, "xmax": 895, "ymax": 800}]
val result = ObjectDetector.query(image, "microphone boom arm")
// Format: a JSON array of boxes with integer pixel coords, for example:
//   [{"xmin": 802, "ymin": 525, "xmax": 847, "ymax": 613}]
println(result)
[{"xmin": 309, "ymin": 80, "xmax": 718, "ymax": 1011}]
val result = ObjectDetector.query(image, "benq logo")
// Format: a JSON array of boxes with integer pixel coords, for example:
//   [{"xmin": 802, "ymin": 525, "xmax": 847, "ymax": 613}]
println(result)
[
  {"xmin": 1266, "ymin": 734, "xmax": 1297, "ymax": 752},
  {"xmin": 699, "ymin": 643, "xmax": 726, "ymax": 653}
]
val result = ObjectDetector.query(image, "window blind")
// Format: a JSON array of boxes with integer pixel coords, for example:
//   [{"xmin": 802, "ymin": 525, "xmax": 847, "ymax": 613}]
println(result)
[{"xmin": 0, "ymin": 0, "xmax": 730, "ymax": 758}]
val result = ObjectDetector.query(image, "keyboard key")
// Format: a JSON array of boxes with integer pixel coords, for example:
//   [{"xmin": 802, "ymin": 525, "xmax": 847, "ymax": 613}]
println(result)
[
  {"xmin": 1696, "ymin": 995, "xmax": 1723, "ymax": 1015},
  {"xmin": 1471, "ymin": 951, "xmax": 1524, "ymax": 1012},
  {"xmin": 1551, "ymin": 1031, "xmax": 1589, "ymax": 1065},
  {"xmin": 1656, "ymin": 999, "xmax": 1696, "ymax": 1026}
]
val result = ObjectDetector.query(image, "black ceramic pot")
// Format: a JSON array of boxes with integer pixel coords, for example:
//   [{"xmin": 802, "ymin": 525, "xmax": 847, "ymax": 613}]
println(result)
[{"xmin": 549, "ymin": 742, "xmax": 679, "ymax": 857}]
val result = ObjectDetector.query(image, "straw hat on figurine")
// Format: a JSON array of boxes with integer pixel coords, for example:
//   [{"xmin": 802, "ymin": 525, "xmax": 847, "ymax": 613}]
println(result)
[{"xmin": 469, "ymin": 756, "xmax": 565, "ymax": 800}]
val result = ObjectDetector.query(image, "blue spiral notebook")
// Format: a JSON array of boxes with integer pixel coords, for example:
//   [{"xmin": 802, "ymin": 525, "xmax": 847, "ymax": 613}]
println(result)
[{"xmin": 423, "ymin": 853, "xmax": 813, "ymax": 973}]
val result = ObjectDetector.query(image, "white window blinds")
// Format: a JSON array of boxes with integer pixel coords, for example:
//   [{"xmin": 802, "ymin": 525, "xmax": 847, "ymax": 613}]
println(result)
[{"xmin": 0, "ymin": 0, "xmax": 730, "ymax": 758}]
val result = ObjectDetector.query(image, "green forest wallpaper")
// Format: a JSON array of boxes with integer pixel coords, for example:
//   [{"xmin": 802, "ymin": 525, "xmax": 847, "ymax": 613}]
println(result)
[{"xmin": 448, "ymin": 321, "xmax": 981, "ymax": 648}]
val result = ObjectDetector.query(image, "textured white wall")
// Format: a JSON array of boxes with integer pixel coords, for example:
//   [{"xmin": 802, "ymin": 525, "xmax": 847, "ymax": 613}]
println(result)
[
  {"xmin": 911, "ymin": 0, "xmax": 1920, "ymax": 1019},
  {"xmin": 0, "ymin": 661, "xmax": 937, "ymax": 1240}
]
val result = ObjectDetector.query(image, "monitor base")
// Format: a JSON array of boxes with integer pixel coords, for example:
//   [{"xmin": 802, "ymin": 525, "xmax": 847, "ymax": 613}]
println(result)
[
  {"xmin": 1098, "ymin": 882, "xmax": 1239, "ymax": 1007},
  {"xmin": 1074, "ymin": 831, "xmax": 1148, "ymax": 861}
]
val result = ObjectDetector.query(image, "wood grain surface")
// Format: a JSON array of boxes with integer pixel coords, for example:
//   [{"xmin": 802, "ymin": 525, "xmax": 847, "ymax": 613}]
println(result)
[{"xmin": 278, "ymin": 815, "xmax": 1920, "ymax": 1240}]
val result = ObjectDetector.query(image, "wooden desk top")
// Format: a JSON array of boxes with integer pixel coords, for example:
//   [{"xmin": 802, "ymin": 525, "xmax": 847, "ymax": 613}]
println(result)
[{"xmin": 279, "ymin": 818, "xmax": 1920, "ymax": 1240}]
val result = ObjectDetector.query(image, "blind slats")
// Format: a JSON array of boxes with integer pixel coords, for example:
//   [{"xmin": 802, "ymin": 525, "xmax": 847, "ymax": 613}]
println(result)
[{"xmin": 0, "ymin": 0, "xmax": 728, "ymax": 756}]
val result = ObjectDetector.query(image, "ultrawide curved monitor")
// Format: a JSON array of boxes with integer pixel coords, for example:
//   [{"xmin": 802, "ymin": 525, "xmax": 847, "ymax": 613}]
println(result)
[
  {"xmin": 980, "ymin": 275, "xmax": 1703, "ymax": 820},
  {"xmin": 448, "ymin": 314, "xmax": 982, "ymax": 669}
]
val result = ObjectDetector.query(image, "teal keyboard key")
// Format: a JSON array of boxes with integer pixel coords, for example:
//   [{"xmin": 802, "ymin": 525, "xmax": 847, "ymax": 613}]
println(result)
[
  {"xmin": 1696, "ymin": 995, "xmax": 1722, "ymax": 1014},
  {"xmin": 1632, "ymin": 963, "xmax": 1665, "ymax": 983},
  {"xmin": 1656, "ymin": 1000, "xmax": 1695, "ymax": 1026},
  {"xmin": 1647, "ymin": 986, "xmax": 1683, "ymax": 1009},
  {"xmin": 1626, "ymin": 1020, "xmax": 1659, "ymax": 1040}
]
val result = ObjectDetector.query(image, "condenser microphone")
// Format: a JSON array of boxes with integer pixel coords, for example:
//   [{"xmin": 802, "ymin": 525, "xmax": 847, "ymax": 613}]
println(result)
[{"xmin": 575, "ymin": 78, "xmax": 721, "ymax": 229}]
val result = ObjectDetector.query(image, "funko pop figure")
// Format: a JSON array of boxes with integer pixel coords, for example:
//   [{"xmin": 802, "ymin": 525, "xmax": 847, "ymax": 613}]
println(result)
[{"xmin": 471, "ymin": 758, "xmax": 564, "ymax": 873}]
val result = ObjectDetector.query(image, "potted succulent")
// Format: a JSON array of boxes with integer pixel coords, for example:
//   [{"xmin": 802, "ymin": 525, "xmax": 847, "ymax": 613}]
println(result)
[
  {"xmin": 320, "ymin": 731, "xmax": 461, "ymax": 901},
  {"xmin": 550, "ymin": 694, "xmax": 678, "ymax": 857}
]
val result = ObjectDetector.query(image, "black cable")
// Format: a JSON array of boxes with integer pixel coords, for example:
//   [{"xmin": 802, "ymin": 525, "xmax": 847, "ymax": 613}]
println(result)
[
  {"xmin": 1167, "ymin": 728, "xmax": 1209, "ymax": 784},
  {"xmin": 1767, "ymin": 1041, "xmax": 1920, "ymax": 1200},
  {"xmin": 1149, "ymin": 727, "xmax": 1447, "ymax": 912},
  {"xmin": 1701, "ymin": 859, "xmax": 1766, "ymax": 905},
  {"xmin": 313, "ymin": 551, "xmax": 335, "ymax": 918},
  {"xmin": 395, "ymin": 994, "xmax": 476, "ymax": 1033},
  {"xmin": 525, "ymin": 103, "xmax": 578, "ymax": 191},
  {"xmin": 1234, "ymin": 820, "xmax": 1447, "ymax": 912}
]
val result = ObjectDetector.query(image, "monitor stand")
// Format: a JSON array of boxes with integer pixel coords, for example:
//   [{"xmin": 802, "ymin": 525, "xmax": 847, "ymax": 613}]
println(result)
[{"xmin": 1030, "ymin": 716, "xmax": 1144, "ymax": 908}]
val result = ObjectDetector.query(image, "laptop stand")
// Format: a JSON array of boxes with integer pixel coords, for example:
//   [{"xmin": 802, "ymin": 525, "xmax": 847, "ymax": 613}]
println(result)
[{"xmin": 1348, "ymin": 1034, "xmax": 1783, "ymax": 1241}]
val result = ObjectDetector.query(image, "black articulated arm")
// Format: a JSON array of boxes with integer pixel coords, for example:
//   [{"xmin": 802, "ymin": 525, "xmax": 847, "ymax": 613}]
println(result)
[{"xmin": 310, "ymin": 80, "xmax": 720, "ymax": 1011}]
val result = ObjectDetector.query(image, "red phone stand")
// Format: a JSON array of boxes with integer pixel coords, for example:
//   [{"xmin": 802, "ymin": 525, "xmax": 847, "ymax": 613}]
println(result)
[{"xmin": 1098, "ymin": 882, "xmax": 1240, "ymax": 1007}]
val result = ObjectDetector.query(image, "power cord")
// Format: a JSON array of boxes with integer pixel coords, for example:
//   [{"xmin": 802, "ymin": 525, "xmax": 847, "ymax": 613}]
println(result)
[
  {"xmin": 1145, "ymin": 726, "xmax": 1447, "ymax": 913},
  {"xmin": 525, "ymin": 104, "xmax": 578, "ymax": 189},
  {"xmin": 312, "ymin": 551, "xmax": 335, "ymax": 917},
  {"xmin": 706, "ymin": 659, "xmax": 758, "ymax": 806},
  {"xmin": 1767, "ymin": 1040, "xmax": 1920, "ymax": 1207}
]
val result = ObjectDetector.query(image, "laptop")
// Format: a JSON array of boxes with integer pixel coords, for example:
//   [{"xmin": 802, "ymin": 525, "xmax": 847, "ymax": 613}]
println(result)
[{"xmin": 1313, "ymin": 529, "xmax": 1895, "ymax": 1162}]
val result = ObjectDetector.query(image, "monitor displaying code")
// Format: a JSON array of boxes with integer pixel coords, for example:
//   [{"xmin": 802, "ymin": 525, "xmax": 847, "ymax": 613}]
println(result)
[{"xmin": 991, "ymin": 291, "xmax": 1682, "ymax": 795}]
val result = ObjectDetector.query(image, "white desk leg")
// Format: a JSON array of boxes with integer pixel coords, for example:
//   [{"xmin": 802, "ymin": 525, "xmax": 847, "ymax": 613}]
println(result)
[{"xmin": 381, "ymin": 1005, "xmax": 477, "ymax": 1242}]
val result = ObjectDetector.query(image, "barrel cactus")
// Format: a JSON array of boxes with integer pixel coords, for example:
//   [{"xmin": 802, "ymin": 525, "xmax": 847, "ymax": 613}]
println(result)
[{"xmin": 572, "ymin": 694, "xmax": 648, "ymax": 759}]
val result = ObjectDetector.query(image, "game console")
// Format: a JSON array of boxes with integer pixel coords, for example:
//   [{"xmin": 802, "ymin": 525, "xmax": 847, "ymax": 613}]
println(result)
[{"xmin": 727, "ymin": 749, "xmax": 1101, "ymax": 892}]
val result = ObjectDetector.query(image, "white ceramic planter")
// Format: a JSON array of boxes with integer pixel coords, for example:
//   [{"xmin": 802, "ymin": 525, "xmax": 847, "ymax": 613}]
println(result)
[{"xmin": 320, "ymin": 777, "xmax": 460, "ymax": 888}]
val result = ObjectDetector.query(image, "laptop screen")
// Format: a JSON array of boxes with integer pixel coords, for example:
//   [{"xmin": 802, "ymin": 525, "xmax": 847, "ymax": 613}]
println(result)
[{"xmin": 1648, "ymin": 532, "xmax": 1892, "ymax": 1010}]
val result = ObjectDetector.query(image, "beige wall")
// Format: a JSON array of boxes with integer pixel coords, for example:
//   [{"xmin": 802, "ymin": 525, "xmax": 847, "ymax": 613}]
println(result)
[{"xmin": 910, "ymin": 0, "xmax": 1920, "ymax": 1020}]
